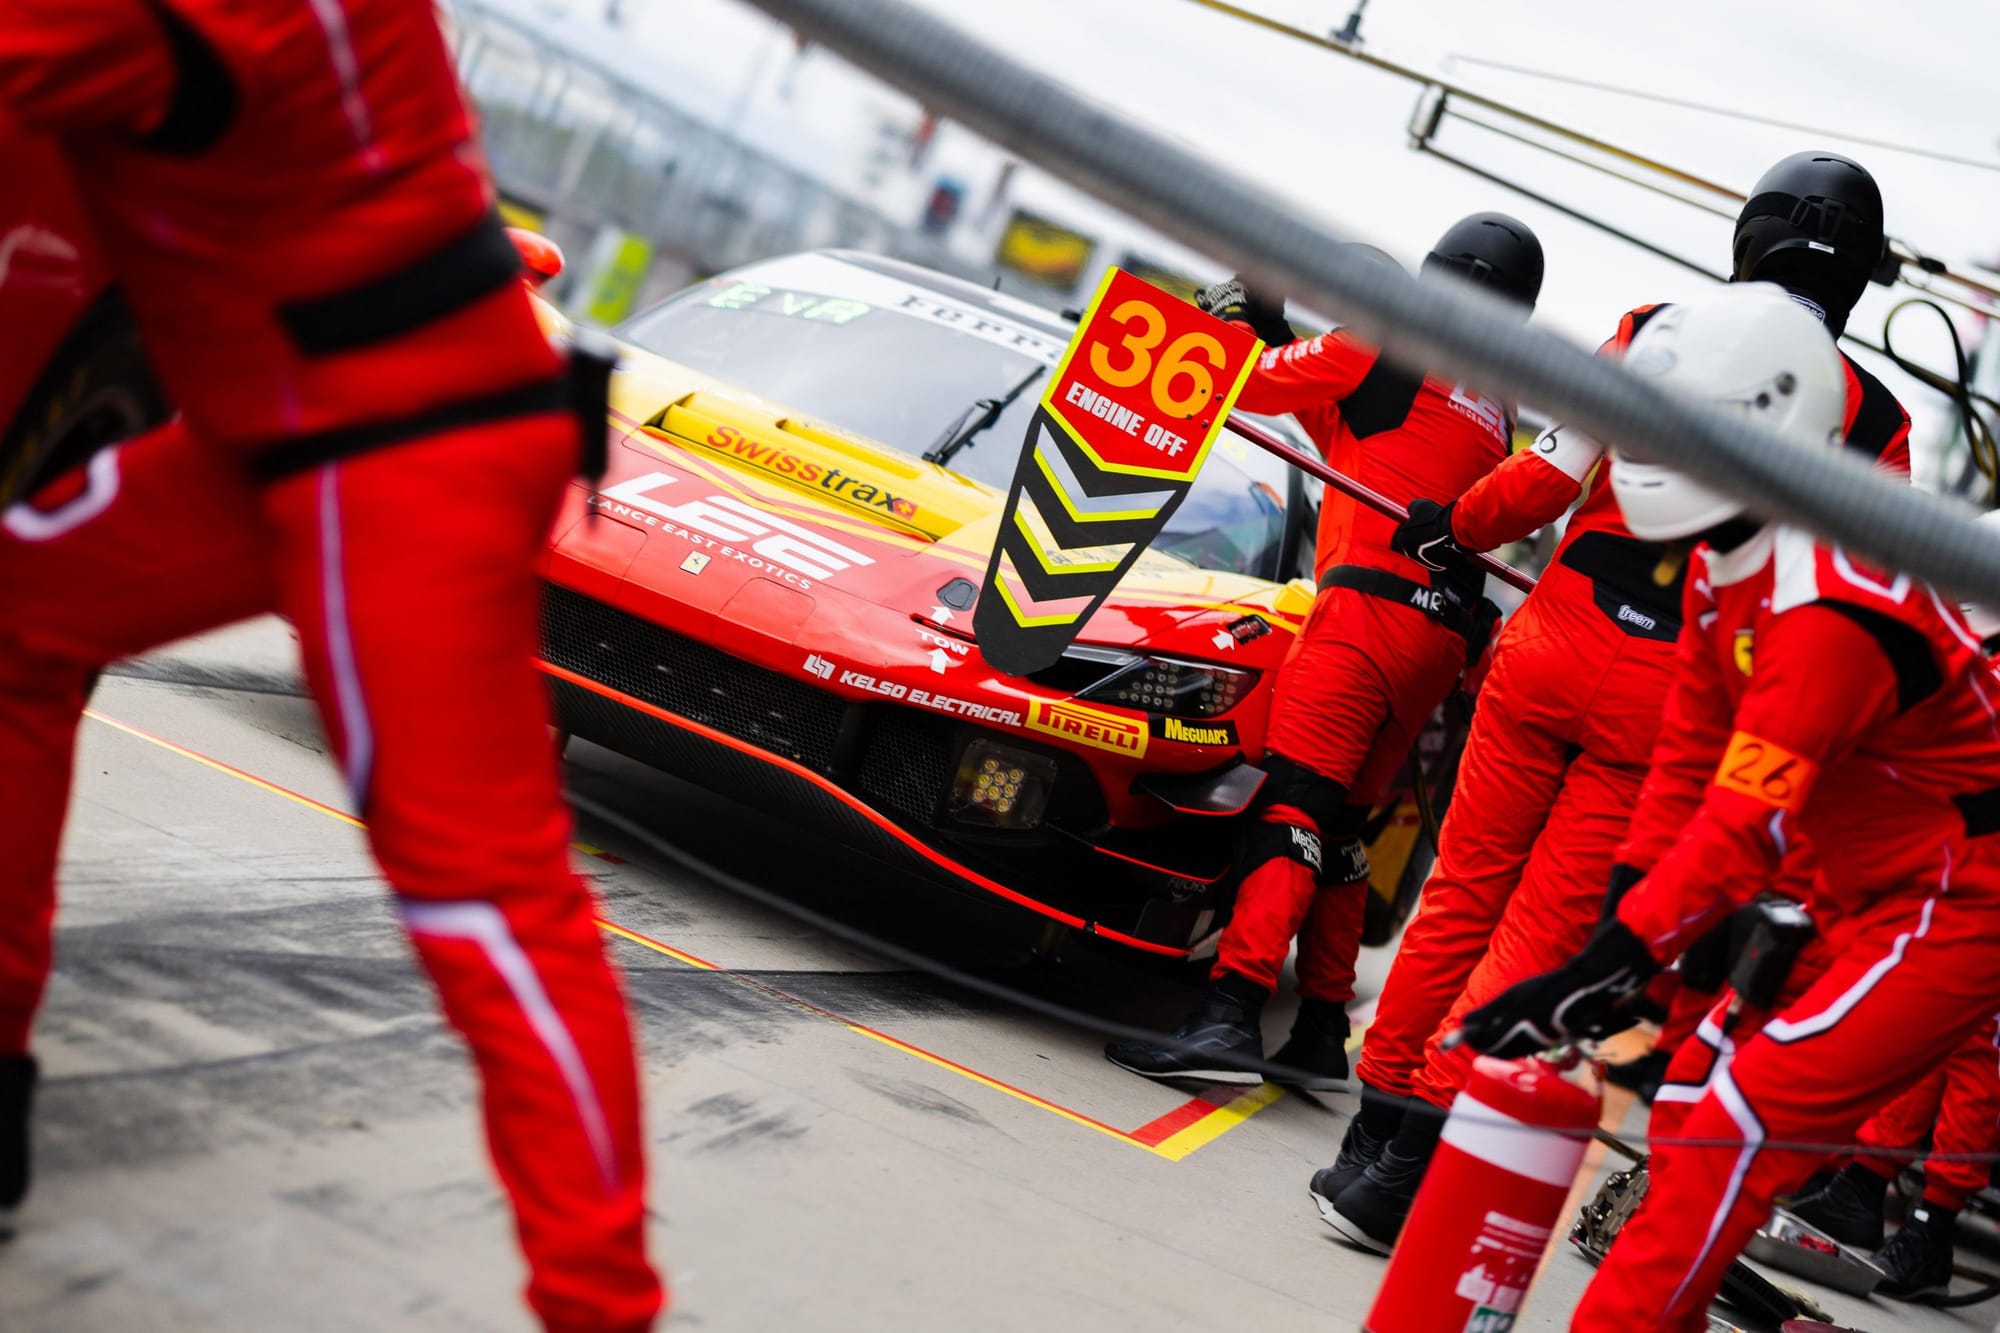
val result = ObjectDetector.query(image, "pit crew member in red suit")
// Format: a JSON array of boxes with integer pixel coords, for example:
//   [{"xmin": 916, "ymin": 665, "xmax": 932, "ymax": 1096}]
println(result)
[
  {"xmin": 1458, "ymin": 287, "xmax": 2000, "ymax": 1333},
  {"xmin": 0, "ymin": 4, "xmax": 661, "ymax": 1327},
  {"xmin": 1105, "ymin": 214, "xmax": 1542, "ymax": 1089},
  {"xmin": 1315, "ymin": 151, "xmax": 1909, "ymax": 1253},
  {"xmin": 1785, "ymin": 551, "xmax": 2000, "ymax": 1299}
]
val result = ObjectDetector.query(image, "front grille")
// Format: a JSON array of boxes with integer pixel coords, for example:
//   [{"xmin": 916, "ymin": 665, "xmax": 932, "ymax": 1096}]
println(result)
[
  {"xmin": 857, "ymin": 710, "xmax": 954, "ymax": 824},
  {"xmin": 540, "ymin": 584, "xmax": 845, "ymax": 769}
]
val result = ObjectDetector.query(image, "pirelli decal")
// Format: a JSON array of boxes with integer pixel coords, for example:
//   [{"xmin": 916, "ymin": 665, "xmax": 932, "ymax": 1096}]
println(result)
[
  {"xmin": 1149, "ymin": 715, "xmax": 1239, "ymax": 747},
  {"xmin": 1026, "ymin": 698, "xmax": 1149, "ymax": 759},
  {"xmin": 975, "ymin": 268, "xmax": 1262, "ymax": 674},
  {"xmin": 1714, "ymin": 730, "xmax": 1816, "ymax": 813}
]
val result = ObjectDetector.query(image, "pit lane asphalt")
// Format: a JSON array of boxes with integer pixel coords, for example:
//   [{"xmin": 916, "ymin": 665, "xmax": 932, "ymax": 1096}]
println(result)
[{"xmin": 1, "ymin": 618, "xmax": 1987, "ymax": 1333}]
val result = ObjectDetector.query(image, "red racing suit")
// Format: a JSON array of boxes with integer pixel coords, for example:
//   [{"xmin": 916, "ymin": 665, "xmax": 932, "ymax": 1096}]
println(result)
[
  {"xmin": 1215, "ymin": 331, "xmax": 1511, "ymax": 1004},
  {"xmin": 1573, "ymin": 528, "xmax": 2000, "ymax": 1332},
  {"xmin": 1355, "ymin": 304, "xmax": 1911, "ymax": 1107},
  {"xmin": 0, "ymin": 5, "xmax": 661, "ymax": 1329},
  {"xmin": 1850, "ymin": 1014, "xmax": 2000, "ymax": 1209}
]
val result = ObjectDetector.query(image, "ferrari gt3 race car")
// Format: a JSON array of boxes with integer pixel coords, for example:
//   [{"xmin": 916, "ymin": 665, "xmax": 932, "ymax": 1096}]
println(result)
[{"xmin": 539, "ymin": 249, "xmax": 1338, "ymax": 962}]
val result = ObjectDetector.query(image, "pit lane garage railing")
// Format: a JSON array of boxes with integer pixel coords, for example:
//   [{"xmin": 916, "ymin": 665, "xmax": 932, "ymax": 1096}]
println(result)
[
  {"xmin": 737, "ymin": 0, "xmax": 2000, "ymax": 604},
  {"xmin": 445, "ymin": 0, "xmax": 981, "ymax": 315}
]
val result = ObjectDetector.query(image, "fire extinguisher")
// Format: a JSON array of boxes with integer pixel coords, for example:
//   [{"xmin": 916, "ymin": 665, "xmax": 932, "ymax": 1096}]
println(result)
[{"xmin": 1365, "ymin": 1051, "xmax": 1601, "ymax": 1332}]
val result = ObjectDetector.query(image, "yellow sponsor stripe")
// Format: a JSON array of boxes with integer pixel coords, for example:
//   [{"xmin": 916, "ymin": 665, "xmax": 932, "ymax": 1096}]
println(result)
[
  {"xmin": 1147, "ymin": 1082, "xmax": 1287, "ymax": 1161},
  {"xmin": 635, "ymin": 431, "xmax": 938, "ymax": 554}
]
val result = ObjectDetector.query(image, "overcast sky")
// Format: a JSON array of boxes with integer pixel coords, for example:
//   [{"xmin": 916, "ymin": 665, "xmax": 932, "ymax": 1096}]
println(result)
[{"xmin": 505, "ymin": 0, "xmax": 2000, "ymax": 469}]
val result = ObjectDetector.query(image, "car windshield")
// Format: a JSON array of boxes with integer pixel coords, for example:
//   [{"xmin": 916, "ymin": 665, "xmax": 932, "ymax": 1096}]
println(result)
[{"xmin": 619, "ymin": 274, "xmax": 1298, "ymax": 581}]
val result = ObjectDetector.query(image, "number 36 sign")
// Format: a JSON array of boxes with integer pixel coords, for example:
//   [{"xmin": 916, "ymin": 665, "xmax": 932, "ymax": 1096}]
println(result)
[{"xmin": 975, "ymin": 269, "xmax": 1264, "ymax": 674}]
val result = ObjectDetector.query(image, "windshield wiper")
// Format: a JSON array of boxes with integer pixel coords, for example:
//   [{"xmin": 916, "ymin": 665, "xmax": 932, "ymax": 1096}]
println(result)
[{"xmin": 922, "ymin": 364, "xmax": 1046, "ymax": 467}]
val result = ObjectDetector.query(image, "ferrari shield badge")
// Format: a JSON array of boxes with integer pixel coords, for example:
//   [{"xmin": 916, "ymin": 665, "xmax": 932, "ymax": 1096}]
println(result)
[{"xmin": 974, "ymin": 268, "xmax": 1262, "ymax": 674}]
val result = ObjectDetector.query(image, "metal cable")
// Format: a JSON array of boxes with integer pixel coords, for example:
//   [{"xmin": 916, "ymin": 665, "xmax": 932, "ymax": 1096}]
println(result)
[
  {"xmin": 736, "ymin": 0, "xmax": 2000, "ymax": 603},
  {"xmin": 1446, "ymin": 51, "xmax": 2000, "ymax": 176}
]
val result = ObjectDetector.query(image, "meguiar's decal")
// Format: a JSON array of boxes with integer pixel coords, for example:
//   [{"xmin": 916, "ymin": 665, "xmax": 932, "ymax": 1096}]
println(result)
[
  {"xmin": 1149, "ymin": 716, "xmax": 1239, "ymax": 747},
  {"xmin": 975, "ymin": 269, "xmax": 1261, "ymax": 673}
]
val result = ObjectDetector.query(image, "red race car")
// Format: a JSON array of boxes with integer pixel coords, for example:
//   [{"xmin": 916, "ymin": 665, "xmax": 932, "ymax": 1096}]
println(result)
[{"xmin": 540, "ymin": 250, "xmax": 1336, "ymax": 962}]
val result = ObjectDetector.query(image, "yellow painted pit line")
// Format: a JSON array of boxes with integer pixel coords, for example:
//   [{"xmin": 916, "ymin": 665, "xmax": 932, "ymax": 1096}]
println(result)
[{"xmin": 81, "ymin": 707, "xmax": 1286, "ymax": 1161}]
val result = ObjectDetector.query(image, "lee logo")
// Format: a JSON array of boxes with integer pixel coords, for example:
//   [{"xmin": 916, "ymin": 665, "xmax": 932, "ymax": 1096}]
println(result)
[
  {"xmin": 596, "ymin": 471, "xmax": 873, "ymax": 583},
  {"xmin": 1025, "ymin": 699, "xmax": 1148, "ymax": 758},
  {"xmin": 1150, "ymin": 716, "xmax": 1238, "ymax": 747},
  {"xmin": 1714, "ymin": 730, "xmax": 1817, "ymax": 813}
]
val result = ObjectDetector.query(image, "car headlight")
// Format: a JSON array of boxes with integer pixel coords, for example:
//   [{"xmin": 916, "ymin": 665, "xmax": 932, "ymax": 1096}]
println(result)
[
  {"xmin": 1029, "ymin": 645, "xmax": 1256, "ymax": 718},
  {"xmin": 948, "ymin": 739, "xmax": 1058, "ymax": 830}
]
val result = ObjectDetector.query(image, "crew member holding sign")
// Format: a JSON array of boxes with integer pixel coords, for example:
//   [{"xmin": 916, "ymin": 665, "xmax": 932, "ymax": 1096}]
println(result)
[
  {"xmin": 1455, "ymin": 288, "xmax": 2000, "ymax": 1331},
  {"xmin": 1317, "ymin": 151, "xmax": 1912, "ymax": 1254},
  {"xmin": 1104, "ymin": 214, "xmax": 1543, "ymax": 1088}
]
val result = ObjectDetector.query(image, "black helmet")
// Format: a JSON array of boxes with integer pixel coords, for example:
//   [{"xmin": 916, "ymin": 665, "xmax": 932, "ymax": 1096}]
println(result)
[
  {"xmin": 1421, "ymin": 212, "xmax": 1543, "ymax": 310},
  {"xmin": 1732, "ymin": 151, "xmax": 1886, "ymax": 334}
]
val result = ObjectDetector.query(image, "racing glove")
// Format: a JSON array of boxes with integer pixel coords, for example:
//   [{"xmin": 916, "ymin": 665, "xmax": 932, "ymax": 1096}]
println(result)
[
  {"xmin": 1195, "ymin": 275, "xmax": 1294, "ymax": 347},
  {"xmin": 1456, "ymin": 919, "xmax": 1659, "ymax": 1059},
  {"xmin": 1392, "ymin": 498, "xmax": 1469, "ymax": 572}
]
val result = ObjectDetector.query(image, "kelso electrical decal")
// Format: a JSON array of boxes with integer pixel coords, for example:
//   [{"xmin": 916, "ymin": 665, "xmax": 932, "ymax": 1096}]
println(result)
[
  {"xmin": 1025, "ymin": 699, "xmax": 1148, "ymax": 758},
  {"xmin": 804, "ymin": 655, "xmax": 1022, "ymax": 727}
]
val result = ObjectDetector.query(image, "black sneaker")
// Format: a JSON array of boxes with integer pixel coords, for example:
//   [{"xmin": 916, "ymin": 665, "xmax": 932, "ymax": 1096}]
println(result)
[
  {"xmin": 1785, "ymin": 1161, "xmax": 1889, "ymax": 1250},
  {"xmin": 1308, "ymin": 1085, "xmax": 1403, "ymax": 1221},
  {"xmin": 1874, "ymin": 1205, "xmax": 1956, "ymax": 1301},
  {"xmin": 1323, "ymin": 1104, "xmax": 1446, "ymax": 1255},
  {"xmin": 1105, "ymin": 974, "xmax": 1268, "ymax": 1085},
  {"xmin": 1271, "ymin": 999, "xmax": 1351, "ymax": 1091},
  {"xmin": 0, "ymin": 1054, "xmax": 36, "ymax": 1240},
  {"xmin": 1604, "ymin": 1049, "xmax": 1670, "ymax": 1103}
]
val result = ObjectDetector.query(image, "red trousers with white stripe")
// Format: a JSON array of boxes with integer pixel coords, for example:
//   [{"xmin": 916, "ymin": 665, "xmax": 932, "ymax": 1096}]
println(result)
[
  {"xmin": 1356, "ymin": 567, "xmax": 1673, "ymax": 1103},
  {"xmin": 1854, "ymin": 1013, "xmax": 2000, "ymax": 1207},
  {"xmin": 1574, "ymin": 847, "xmax": 2000, "ymax": 1331},
  {"xmin": 0, "ymin": 420, "xmax": 662, "ymax": 1331},
  {"xmin": 1216, "ymin": 586, "xmax": 1464, "ymax": 1002}
]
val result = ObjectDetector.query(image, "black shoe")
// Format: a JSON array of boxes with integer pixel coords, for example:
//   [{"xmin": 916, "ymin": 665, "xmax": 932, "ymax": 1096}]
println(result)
[
  {"xmin": 0, "ymin": 1054, "xmax": 36, "ymax": 1240},
  {"xmin": 1322, "ymin": 1102, "xmax": 1445, "ymax": 1255},
  {"xmin": 1778, "ymin": 1166, "xmax": 1840, "ymax": 1210},
  {"xmin": 1604, "ymin": 1049, "xmax": 1670, "ymax": 1104},
  {"xmin": 1308, "ymin": 1084, "xmax": 1403, "ymax": 1221},
  {"xmin": 1874, "ymin": 1204, "xmax": 1956, "ymax": 1301},
  {"xmin": 1271, "ymin": 999, "xmax": 1351, "ymax": 1091},
  {"xmin": 1105, "ymin": 973, "xmax": 1268, "ymax": 1085},
  {"xmin": 1784, "ymin": 1161, "xmax": 1889, "ymax": 1250}
]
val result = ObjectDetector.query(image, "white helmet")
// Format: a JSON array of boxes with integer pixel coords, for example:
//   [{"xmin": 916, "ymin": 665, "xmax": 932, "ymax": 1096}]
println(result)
[
  {"xmin": 1609, "ymin": 285, "xmax": 1847, "ymax": 542},
  {"xmin": 1962, "ymin": 510, "xmax": 2000, "ymax": 649}
]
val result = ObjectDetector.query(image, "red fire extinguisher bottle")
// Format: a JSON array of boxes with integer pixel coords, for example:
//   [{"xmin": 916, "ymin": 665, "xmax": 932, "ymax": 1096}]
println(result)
[{"xmin": 1365, "ymin": 1052, "xmax": 1601, "ymax": 1332}]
